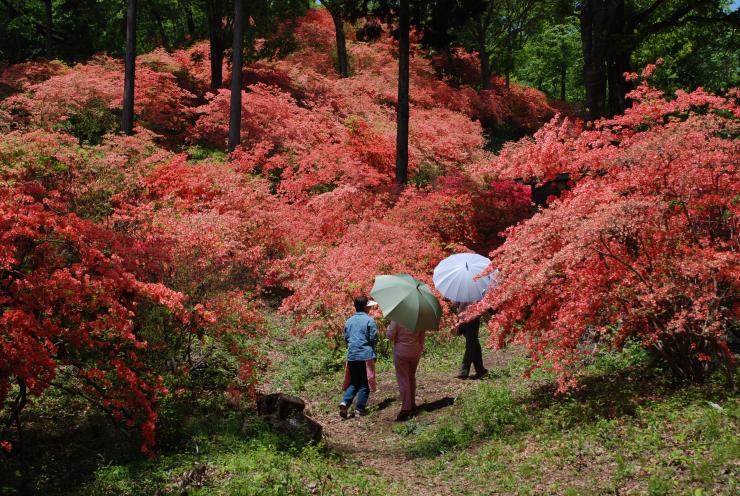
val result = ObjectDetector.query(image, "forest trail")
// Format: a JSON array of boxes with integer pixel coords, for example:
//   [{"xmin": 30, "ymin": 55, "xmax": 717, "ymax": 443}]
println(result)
[{"xmin": 304, "ymin": 348, "xmax": 516, "ymax": 495}]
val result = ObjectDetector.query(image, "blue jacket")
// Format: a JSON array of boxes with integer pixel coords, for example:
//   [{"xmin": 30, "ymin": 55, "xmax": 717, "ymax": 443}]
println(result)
[{"xmin": 344, "ymin": 312, "xmax": 378, "ymax": 361}]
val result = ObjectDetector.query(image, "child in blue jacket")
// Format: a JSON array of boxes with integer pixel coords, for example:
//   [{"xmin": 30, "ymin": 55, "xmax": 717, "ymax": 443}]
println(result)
[{"xmin": 339, "ymin": 296, "xmax": 378, "ymax": 418}]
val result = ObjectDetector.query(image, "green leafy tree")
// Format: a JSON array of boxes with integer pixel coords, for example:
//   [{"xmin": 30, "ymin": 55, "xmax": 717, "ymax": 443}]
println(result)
[
  {"xmin": 579, "ymin": 0, "xmax": 739, "ymax": 119},
  {"xmin": 513, "ymin": 18, "xmax": 583, "ymax": 102}
]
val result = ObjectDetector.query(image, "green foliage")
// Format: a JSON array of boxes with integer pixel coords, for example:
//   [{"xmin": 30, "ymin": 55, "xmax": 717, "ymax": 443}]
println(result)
[
  {"xmin": 81, "ymin": 414, "xmax": 397, "ymax": 496},
  {"xmin": 263, "ymin": 318, "xmax": 347, "ymax": 396},
  {"xmin": 633, "ymin": 18, "xmax": 740, "ymax": 95},
  {"xmin": 409, "ymin": 345, "xmax": 739, "ymax": 495},
  {"xmin": 55, "ymin": 98, "xmax": 119, "ymax": 145},
  {"xmin": 409, "ymin": 161, "xmax": 444, "ymax": 188},
  {"xmin": 187, "ymin": 145, "xmax": 227, "ymax": 163},
  {"xmin": 512, "ymin": 18, "xmax": 584, "ymax": 102},
  {"xmin": 409, "ymin": 384, "xmax": 528, "ymax": 457}
]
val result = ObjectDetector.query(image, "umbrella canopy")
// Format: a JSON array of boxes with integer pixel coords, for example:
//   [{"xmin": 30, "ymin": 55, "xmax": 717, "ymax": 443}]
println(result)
[
  {"xmin": 370, "ymin": 274, "xmax": 442, "ymax": 332},
  {"xmin": 432, "ymin": 253, "xmax": 497, "ymax": 303}
]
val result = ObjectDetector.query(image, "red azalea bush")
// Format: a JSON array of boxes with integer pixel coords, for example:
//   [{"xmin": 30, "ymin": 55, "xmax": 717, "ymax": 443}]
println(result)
[
  {"xmin": 191, "ymin": 84, "xmax": 339, "ymax": 151},
  {"xmin": 0, "ymin": 59, "xmax": 69, "ymax": 93},
  {"xmin": 279, "ymin": 219, "xmax": 449, "ymax": 338},
  {"xmin": 132, "ymin": 155, "xmax": 286, "ymax": 398},
  {"xmin": 1, "ymin": 55, "xmax": 195, "ymax": 138},
  {"xmin": 0, "ymin": 181, "xmax": 184, "ymax": 455},
  {"xmin": 474, "ymin": 71, "xmax": 739, "ymax": 390},
  {"xmin": 279, "ymin": 174, "xmax": 533, "ymax": 338},
  {"xmin": 0, "ymin": 8, "xmax": 572, "ymax": 456}
]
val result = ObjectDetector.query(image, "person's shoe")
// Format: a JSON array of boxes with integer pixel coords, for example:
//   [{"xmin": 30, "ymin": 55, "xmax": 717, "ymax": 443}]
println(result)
[
  {"xmin": 339, "ymin": 403, "xmax": 348, "ymax": 419},
  {"xmin": 456, "ymin": 372, "xmax": 470, "ymax": 379},
  {"xmin": 356, "ymin": 408, "xmax": 369, "ymax": 417},
  {"xmin": 395, "ymin": 410, "xmax": 412, "ymax": 422},
  {"xmin": 471, "ymin": 368, "xmax": 489, "ymax": 380}
]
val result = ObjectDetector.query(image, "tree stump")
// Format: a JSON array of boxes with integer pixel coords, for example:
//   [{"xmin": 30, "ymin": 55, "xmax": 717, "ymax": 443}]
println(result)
[{"xmin": 256, "ymin": 393, "xmax": 323, "ymax": 443}]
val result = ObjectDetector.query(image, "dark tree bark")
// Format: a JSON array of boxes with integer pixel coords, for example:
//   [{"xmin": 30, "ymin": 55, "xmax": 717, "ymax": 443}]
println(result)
[
  {"xmin": 580, "ymin": 0, "xmax": 609, "ymax": 120},
  {"xmin": 604, "ymin": 0, "xmax": 629, "ymax": 116},
  {"xmin": 559, "ymin": 39, "xmax": 567, "ymax": 101},
  {"xmin": 206, "ymin": 0, "xmax": 224, "ymax": 90},
  {"xmin": 44, "ymin": 0, "xmax": 53, "ymax": 57},
  {"xmin": 476, "ymin": 17, "xmax": 491, "ymax": 90},
  {"xmin": 560, "ymin": 62, "xmax": 567, "ymax": 101},
  {"xmin": 395, "ymin": 0, "xmax": 410, "ymax": 187},
  {"xmin": 122, "ymin": 0, "xmax": 138, "ymax": 136},
  {"xmin": 579, "ymin": 0, "xmax": 735, "ymax": 119},
  {"xmin": 228, "ymin": 0, "xmax": 245, "ymax": 153},
  {"xmin": 152, "ymin": 8, "xmax": 171, "ymax": 51},
  {"xmin": 185, "ymin": 2, "xmax": 196, "ymax": 36},
  {"xmin": 330, "ymin": 9, "xmax": 349, "ymax": 77},
  {"xmin": 607, "ymin": 48, "xmax": 631, "ymax": 116}
]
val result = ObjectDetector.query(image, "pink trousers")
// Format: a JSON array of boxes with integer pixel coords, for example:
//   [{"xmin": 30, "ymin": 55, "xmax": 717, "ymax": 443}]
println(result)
[{"xmin": 394, "ymin": 353, "xmax": 421, "ymax": 411}]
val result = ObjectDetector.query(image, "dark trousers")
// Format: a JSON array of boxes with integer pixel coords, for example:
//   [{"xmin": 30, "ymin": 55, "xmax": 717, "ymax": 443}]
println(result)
[
  {"xmin": 342, "ymin": 360, "xmax": 369, "ymax": 410},
  {"xmin": 460, "ymin": 317, "xmax": 484, "ymax": 375}
]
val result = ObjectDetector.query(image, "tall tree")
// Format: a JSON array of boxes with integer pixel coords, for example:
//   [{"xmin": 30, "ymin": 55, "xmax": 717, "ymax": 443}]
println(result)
[
  {"xmin": 228, "ymin": 0, "xmax": 245, "ymax": 152},
  {"xmin": 579, "ymin": 0, "xmax": 739, "ymax": 120},
  {"xmin": 205, "ymin": 0, "xmax": 225, "ymax": 90},
  {"xmin": 395, "ymin": 0, "xmax": 409, "ymax": 186},
  {"xmin": 122, "ymin": 0, "xmax": 138, "ymax": 136},
  {"xmin": 469, "ymin": 0, "xmax": 545, "ymax": 91},
  {"xmin": 44, "ymin": 0, "xmax": 53, "ymax": 57},
  {"xmin": 319, "ymin": 0, "xmax": 349, "ymax": 77},
  {"xmin": 318, "ymin": 1, "xmax": 371, "ymax": 78}
]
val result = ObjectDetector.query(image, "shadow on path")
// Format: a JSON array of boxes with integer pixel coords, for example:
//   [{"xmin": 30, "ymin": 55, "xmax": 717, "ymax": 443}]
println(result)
[
  {"xmin": 414, "ymin": 396, "xmax": 455, "ymax": 414},
  {"xmin": 372, "ymin": 397, "xmax": 396, "ymax": 413}
]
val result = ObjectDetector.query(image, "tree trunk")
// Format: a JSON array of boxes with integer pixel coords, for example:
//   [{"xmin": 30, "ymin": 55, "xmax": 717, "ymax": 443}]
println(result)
[
  {"xmin": 152, "ymin": 9, "xmax": 171, "ymax": 51},
  {"xmin": 477, "ymin": 18, "xmax": 491, "ymax": 90},
  {"xmin": 206, "ymin": 0, "xmax": 224, "ymax": 91},
  {"xmin": 228, "ymin": 0, "xmax": 245, "ymax": 153},
  {"xmin": 185, "ymin": 2, "xmax": 196, "ymax": 36},
  {"xmin": 606, "ymin": 48, "xmax": 631, "ymax": 116},
  {"xmin": 395, "ymin": 0, "xmax": 410, "ymax": 187},
  {"xmin": 505, "ymin": 39, "xmax": 512, "ymax": 89},
  {"xmin": 580, "ymin": 0, "xmax": 608, "ymax": 120},
  {"xmin": 560, "ymin": 62, "xmax": 566, "ymax": 101},
  {"xmin": 475, "ymin": 18, "xmax": 491, "ymax": 90},
  {"xmin": 604, "ymin": 0, "xmax": 628, "ymax": 117},
  {"xmin": 122, "ymin": 0, "xmax": 137, "ymax": 136},
  {"xmin": 44, "ymin": 0, "xmax": 53, "ymax": 58},
  {"xmin": 559, "ymin": 39, "xmax": 567, "ymax": 101},
  {"xmin": 330, "ymin": 9, "xmax": 348, "ymax": 78}
]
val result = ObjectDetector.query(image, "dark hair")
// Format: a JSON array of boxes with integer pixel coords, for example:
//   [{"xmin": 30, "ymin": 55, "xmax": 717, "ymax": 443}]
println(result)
[{"xmin": 353, "ymin": 296, "xmax": 369, "ymax": 312}]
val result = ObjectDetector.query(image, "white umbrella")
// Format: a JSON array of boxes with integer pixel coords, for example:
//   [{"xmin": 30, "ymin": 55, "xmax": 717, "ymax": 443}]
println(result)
[{"xmin": 432, "ymin": 253, "xmax": 497, "ymax": 303}]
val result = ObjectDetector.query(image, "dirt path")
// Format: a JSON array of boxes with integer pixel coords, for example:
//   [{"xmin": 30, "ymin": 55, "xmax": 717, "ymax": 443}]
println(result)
[{"xmin": 305, "ymin": 350, "xmax": 516, "ymax": 495}]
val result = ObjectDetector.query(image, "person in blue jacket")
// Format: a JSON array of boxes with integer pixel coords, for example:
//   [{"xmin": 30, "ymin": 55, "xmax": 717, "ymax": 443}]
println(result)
[{"xmin": 339, "ymin": 296, "xmax": 378, "ymax": 418}]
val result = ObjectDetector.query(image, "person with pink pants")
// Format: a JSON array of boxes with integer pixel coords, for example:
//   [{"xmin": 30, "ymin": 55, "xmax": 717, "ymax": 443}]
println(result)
[{"xmin": 386, "ymin": 320, "xmax": 425, "ymax": 421}]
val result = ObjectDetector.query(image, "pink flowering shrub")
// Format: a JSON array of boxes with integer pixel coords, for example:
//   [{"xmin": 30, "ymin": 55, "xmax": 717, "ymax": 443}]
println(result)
[{"xmin": 473, "ymin": 76, "xmax": 739, "ymax": 390}]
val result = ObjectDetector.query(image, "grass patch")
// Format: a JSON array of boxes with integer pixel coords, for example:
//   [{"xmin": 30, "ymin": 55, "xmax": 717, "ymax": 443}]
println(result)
[
  {"xmin": 81, "ymin": 415, "xmax": 397, "ymax": 496},
  {"xmin": 408, "ymin": 346, "xmax": 740, "ymax": 495},
  {"xmin": 1, "ymin": 397, "xmax": 397, "ymax": 496},
  {"xmin": 409, "ymin": 384, "xmax": 528, "ymax": 457}
]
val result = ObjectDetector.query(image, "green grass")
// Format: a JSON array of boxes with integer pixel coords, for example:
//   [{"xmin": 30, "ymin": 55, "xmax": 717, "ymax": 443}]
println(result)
[
  {"xmin": 4, "ymin": 316, "xmax": 738, "ymax": 496},
  {"xmin": 409, "ymin": 384, "xmax": 529, "ymax": 457},
  {"xmin": 81, "ymin": 415, "xmax": 398, "ymax": 496},
  {"xmin": 406, "ymin": 346, "xmax": 740, "ymax": 495},
  {"xmin": 0, "ymin": 391, "xmax": 398, "ymax": 496}
]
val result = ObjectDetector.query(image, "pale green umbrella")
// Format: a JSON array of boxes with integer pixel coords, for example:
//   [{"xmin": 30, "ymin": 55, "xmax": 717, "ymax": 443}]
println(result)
[{"xmin": 370, "ymin": 274, "xmax": 442, "ymax": 332}]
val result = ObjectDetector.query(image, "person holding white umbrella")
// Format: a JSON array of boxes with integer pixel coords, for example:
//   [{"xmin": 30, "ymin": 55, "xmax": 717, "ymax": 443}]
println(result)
[
  {"xmin": 455, "ymin": 302, "xmax": 487, "ymax": 379},
  {"xmin": 432, "ymin": 253, "xmax": 497, "ymax": 380}
]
